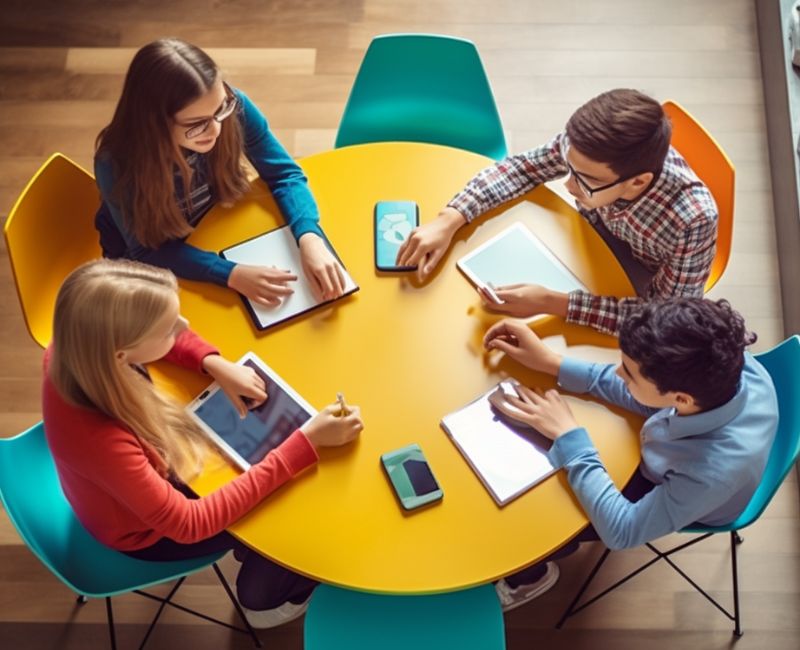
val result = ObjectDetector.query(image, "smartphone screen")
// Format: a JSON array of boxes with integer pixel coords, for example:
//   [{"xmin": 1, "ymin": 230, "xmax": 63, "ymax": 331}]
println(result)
[
  {"xmin": 403, "ymin": 458, "xmax": 440, "ymax": 496},
  {"xmin": 381, "ymin": 443, "xmax": 443, "ymax": 510},
  {"xmin": 374, "ymin": 201, "xmax": 419, "ymax": 271}
]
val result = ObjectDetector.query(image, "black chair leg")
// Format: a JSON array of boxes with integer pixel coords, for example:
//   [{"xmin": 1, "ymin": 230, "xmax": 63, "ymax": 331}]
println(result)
[
  {"xmin": 730, "ymin": 531, "xmax": 743, "ymax": 637},
  {"xmin": 105, "ymin": 597, "xmax": 117, "ymax": 650},
  {"xmin": 555, "ymin": 547, "xmax": 611, "ymax": 629},
  {"xmin": 137, "ymin": 577, "xmax": 185, "ymax": 650},
  {"xmin": 212, "ymin": 562, "xmax": 263, "ymax": 648},
  {"xmin": 76, "ymin": 595, "xmax": 88, "ymax": 605}
]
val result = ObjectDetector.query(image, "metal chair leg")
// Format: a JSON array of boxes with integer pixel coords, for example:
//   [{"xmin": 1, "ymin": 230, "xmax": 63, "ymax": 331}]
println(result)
[
  {"xmin": 76, "ymin": 595, "xmax": 88, "ymax": 604},
  {"xmin": 105, "ymin": 597, "xmax": 117, "ymax": 650},
  {"xmin": 137, "ymin": 577, "xmax": 185, "ymax": 650},
  {"xmin": 555, "ymin": 547, "xmax": 611, "ymax": 629},
  {"xmin": 212, "ymin": 562, "xmax": 263, "ymax": 648},
  {"xmin": 730, "ymin": 531, "xmax": 743, "ymax": 637}
]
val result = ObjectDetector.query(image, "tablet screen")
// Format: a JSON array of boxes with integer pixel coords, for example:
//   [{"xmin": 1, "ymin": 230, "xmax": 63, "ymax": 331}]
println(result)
[{"xmin": 191, "ymin": 358, "xmax": 313, "ymax": 468}]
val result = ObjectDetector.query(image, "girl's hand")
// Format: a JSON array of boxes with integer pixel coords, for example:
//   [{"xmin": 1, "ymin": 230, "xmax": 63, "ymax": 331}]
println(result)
[
  {"xmin": 228, "ymin": 264, "xmax": 297, "ymax": 307},
  {"xmin": 490, "ymin": 384, "xmax": 578, "ymax": 440},
  {"xmin": 299, "ymin": 233, "xmax": 346, "ymax": 302},
  {"xmin": 300, "ymin": 404, "xmax": 363, "ymax": 449},
  {"xmin": 202, "ymin": 355, "xmax": 267, "ymax": 418},
  {"xmin": 483, "ymin": 319, "xmax": 562, "ymax": 375}
]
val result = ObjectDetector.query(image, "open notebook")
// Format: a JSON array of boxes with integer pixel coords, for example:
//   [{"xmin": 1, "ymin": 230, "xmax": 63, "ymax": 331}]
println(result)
[
  {"xmin": 457, "ymin": 222, "xmax": 587, "ymax": 302},
  {"xmin": 221, "ymin": 226, "xmax": 359, "ymax": 331},
  {"xmin": 441, "ymin": 380, "xmax": 556, "ymax": 506}
]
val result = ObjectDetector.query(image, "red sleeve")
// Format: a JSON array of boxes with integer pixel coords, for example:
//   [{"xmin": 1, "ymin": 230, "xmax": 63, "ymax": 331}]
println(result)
[
  {"xmin": 163, "ymin": 328, "xmax": 219, "ymax": 372},
  {"xmin": 70, "ymin": 420, "xmax": 318, "ymax": 545}
]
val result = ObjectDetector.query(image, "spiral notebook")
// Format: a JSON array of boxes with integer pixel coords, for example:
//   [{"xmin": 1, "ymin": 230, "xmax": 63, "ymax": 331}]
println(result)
[
  {"xmin": 220, "ymin": 226, "xmax": 359, "ymax": 331},
  {"xmin": 441, "ymin": 380, "xmax": 556, "ymax": 506}
]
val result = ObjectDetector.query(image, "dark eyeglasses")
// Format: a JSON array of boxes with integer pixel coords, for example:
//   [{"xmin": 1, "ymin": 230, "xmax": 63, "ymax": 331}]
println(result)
[
  {"xmin": 178, "ymin": 84, "xmax": 239, "ymax": 140},
  {"xmin": 565, "ymin": 158, "xmax": 640, "ymax": 198}
]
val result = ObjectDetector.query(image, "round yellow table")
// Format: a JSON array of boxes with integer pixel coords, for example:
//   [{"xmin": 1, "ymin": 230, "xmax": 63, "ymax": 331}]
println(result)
[{"xmin": 157, "ymin": 142, "xmax": 642, "ymax": 594}]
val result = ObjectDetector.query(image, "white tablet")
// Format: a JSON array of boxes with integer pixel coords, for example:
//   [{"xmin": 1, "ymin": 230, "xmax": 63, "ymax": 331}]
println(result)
[
  {"xmin": 457, "ymin": 222, "xmax": 587, "ymax": 298},
  {"xmin": 186, "ymin": 352, "xmax": 316, "ymax": 470},
  {"xmin": 441, "ymin": 379, "xmax": 556, "ymax": 506}
]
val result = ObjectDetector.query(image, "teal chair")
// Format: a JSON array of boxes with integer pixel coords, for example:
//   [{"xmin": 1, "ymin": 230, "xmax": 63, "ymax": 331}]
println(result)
[
  {"xmin": 0, "ymin": 422, "xmax": 261, "ymax": 650},
  {"xmin": 335, "ymin": 34, "xmax": 508, "ymax": 160},
  {"xmin": 304, "ymin": 584, "xmax": 506, "ymax": 650},
  {"xmin": 556, "ymin": 335, "xmax": 800, "ymax": 637}
]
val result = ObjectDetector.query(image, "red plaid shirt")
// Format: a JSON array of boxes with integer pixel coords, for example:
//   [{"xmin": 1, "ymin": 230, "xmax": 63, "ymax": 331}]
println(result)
[{"xmin": 448, "ymin": 134, "xmax": 718, "ymax": 335}]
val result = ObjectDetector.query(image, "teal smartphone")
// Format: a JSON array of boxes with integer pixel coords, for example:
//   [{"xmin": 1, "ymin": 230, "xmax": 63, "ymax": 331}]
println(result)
[
  {"xmin": 380, "ymin": 443, "xmax": 443, "ymax": 510},
  {"xmin": 374, "ymin": 200, "xmax": 419, "ymax": 271}
]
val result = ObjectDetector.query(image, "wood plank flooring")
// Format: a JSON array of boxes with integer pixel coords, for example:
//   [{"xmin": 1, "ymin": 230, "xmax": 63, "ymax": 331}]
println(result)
[{"xmin": 1, "ymin": 1, "xmax": 796, "ymax": 648}]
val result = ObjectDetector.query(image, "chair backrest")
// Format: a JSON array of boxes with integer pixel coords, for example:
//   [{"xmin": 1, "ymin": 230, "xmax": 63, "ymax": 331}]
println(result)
[
  {"xmin": 0, "ymin": 422, "xmax": 222, "ymax": 598},
  {"xmin": 335, "ymin": 34, "xmax": 508, "ymax": 160},
  {"xmin": 4, "ymin": 153, "xmax": 101, "ymax": 349},
  {"xmin": 662, "ymin": 101, "xmax": 734, "ymax": 293},
  {"xmin": 732, "ymin": 336, "xmax": 800, "ymax": 529},
  {"xmin": 304, "ymin": 583, "xmax": 506, "ymax": 650}
]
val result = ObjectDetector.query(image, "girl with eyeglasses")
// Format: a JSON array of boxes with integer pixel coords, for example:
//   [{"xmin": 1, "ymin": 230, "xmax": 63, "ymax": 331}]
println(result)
[
  {"xmin": 95, "ymin": 38, "xmax": 346, "ymax": 307},
  {"xmin": 44, "ymin": 259, "xmax": 364, "ymax": 627}
]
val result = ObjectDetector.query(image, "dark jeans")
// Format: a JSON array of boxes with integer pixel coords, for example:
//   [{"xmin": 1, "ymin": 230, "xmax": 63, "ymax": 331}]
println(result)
[
  {"xmin": 123, "ymin": 482, "xmax": 317, "ymax": 611},
  {"xmin": 504, "ymin": 468, "xmax": 655, "ymax": 588},
  {"xmin": 588, "ymin": 217, "xmax": 655, "ymax": 297}
]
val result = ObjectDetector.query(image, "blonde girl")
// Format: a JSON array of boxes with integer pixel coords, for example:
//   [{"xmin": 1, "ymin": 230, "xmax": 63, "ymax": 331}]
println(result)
[{"xmin": 43, "ymin": 259, "xmax": 363, "ymax": 627}]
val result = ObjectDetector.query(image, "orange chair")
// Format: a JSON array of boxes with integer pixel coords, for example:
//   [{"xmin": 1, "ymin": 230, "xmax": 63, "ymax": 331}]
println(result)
[
  {"xmin": 4, "ymin": 153, "xmax": 101, "ymax": 348},
  {"xmin": 662, "ymin": 100, "xmax": 735, "ymax": 292}
]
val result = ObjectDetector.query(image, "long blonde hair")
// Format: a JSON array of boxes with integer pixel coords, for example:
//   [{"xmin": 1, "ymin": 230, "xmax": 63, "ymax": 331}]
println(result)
[
  {"xmin": 50, "ymin": 259, "xmax": 208, "ymax": 481},
  {"xmin": 96, "ymin": 38, "xmax": 250, "ymax": 249}
]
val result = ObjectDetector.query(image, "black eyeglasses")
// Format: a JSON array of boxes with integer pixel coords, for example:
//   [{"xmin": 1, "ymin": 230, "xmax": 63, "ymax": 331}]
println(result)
[
  {"xmin": 565, "ymin": 160, "xmax": 643, "ymax": 198},
  {"xmin": 179, "ymin": 84, "xmax": 239, "ymax": 140}
]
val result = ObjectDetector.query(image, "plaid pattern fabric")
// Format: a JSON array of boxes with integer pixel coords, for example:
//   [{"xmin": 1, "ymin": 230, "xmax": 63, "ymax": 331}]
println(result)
[{"xmin": 448, "ymin": 133, "xmax": 718, "ymax": 335}]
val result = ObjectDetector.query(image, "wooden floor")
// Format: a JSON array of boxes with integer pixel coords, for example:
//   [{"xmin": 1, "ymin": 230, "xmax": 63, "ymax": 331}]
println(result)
[{"xmin": 1, "ymin": 0, "xmax": 797, "ymax": 648}]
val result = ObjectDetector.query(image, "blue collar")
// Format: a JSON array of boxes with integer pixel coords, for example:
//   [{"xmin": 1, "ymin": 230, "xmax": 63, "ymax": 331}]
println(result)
[{"xmin": 662, "ymin": 380, "xmax": 747, "ymax": 439}]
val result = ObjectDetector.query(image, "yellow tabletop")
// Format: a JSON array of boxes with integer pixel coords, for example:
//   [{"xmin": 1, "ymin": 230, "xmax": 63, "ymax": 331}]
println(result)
[{"xmin": 156, "ymin": 142, "xmax": 642, "ymax": 594}]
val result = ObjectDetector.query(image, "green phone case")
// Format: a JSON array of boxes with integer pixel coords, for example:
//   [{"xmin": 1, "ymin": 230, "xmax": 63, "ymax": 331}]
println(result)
[{"xmin": 380, "ymin": 443, "xmax": 443, "ymax": 510}]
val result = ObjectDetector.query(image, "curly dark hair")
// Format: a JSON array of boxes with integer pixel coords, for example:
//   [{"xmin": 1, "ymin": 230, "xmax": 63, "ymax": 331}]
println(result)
[
  {"xmin": 565, "ymin": 88, "xmax": 672, "ymax": 179},
  {"xmin": 618, "ymin": 298, "xmax": 756, "ymax": 411}
]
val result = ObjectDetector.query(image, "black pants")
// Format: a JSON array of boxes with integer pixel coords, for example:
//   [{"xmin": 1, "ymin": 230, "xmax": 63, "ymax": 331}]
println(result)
[
  {"xmin": 505, "ymin": 468, "xmax": 655, "ymax": 588},
  {"xmin": 123, "ymin": 482, "xmax": 317, "ymax": 611}
]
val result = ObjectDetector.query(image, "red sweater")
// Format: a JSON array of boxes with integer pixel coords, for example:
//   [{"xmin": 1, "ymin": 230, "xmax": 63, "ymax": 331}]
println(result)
[{"xmin": 42, "ymin": 329, "xmax": 318, "ymax": 551}]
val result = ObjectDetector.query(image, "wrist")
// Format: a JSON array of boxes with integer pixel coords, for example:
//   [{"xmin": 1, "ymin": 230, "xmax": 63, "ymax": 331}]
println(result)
[
  {"xmin": 442, "ymin": 207, "xmax": 467, "ymax": 231},
  {"xmin": 545, "ymin": 290, "xmax": 569, "ymax": 318},
  {"xmin": 298, "ymin": 232, "xmax": 321, "ymax": 248},
  {"xmin": 201, "ymin": 353, "xmax": 225, "ymax": 375},
  {"xmin": 541, "ymin": 351, "xmax": 563, "ymax": 377},
  {"xmin": 299, "ymin": 422, "xmax": 319, "ymax": 450}
]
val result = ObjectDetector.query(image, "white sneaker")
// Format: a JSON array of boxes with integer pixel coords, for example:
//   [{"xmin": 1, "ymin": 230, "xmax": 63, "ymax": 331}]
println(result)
[
  {"xmin": 241, "ymin": 594, "xmax": 311, "ymax": 629},
  {"xmin": 495, "ymin": 563, "xmax": 560, "ymax": 613}
]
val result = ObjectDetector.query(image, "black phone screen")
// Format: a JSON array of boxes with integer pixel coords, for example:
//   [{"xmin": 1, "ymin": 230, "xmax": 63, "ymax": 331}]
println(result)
[{"xmin": 403, "ymin": 458, "xmax": 440, "ymax": 496}]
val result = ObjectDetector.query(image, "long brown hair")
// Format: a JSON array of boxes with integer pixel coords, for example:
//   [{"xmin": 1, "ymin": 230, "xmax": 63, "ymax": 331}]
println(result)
[
  {"xmin": 96, "ymin": 38, "xmax": 250, "ymax": 249},
  {"xmin": 50, "ymin": 259, "xmax": 209, "ymax": 481}
]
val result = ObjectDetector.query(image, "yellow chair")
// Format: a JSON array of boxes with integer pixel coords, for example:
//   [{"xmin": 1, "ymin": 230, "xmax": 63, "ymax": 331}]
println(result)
[
  {"xmin": 4, "ymin": 153, "xmax": 101, "ymax": 348},
  {"xmin": 662, "ymin": 100, "xmax": 734, "ymax": 292}
]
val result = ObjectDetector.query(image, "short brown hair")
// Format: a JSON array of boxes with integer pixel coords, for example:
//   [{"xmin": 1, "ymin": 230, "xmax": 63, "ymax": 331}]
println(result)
[{"xmin": 565, "ymin": 89, "xmax": 672, "ymax": 179}]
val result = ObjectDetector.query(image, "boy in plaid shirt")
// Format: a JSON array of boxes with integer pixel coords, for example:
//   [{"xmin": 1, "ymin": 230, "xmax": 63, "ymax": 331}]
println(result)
[{"xmin": 396, "ymin": 89, "xmax": 718, "ymax": 335}]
